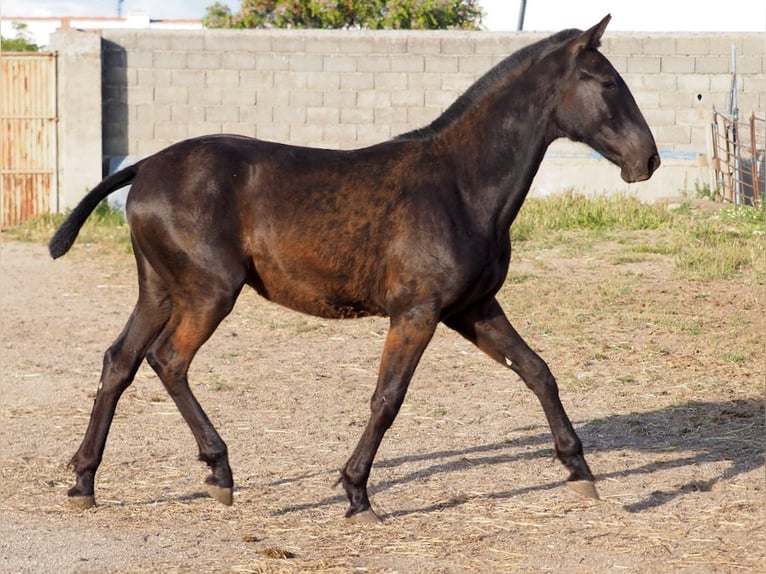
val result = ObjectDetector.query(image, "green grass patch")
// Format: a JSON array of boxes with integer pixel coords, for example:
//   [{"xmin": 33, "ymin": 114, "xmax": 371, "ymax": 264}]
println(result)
[
  {"xmin": 512, "ymin": 192, "xmax": 764, "ymax": 280},
  {"xmin": 511, "ymin": 191, "xmax": 671, "ymax": 242}
]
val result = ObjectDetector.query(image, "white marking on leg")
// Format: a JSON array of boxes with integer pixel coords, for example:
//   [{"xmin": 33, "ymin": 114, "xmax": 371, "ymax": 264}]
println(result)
[{"xmin": 505, "ymin": 357, "xmax": 513, "ymax": 368}]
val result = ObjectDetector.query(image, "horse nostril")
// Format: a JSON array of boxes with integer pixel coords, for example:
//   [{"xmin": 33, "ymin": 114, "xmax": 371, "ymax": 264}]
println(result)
[{"xmin": 648, "ymin": 153, "xmax": 661, "ymax": 174}]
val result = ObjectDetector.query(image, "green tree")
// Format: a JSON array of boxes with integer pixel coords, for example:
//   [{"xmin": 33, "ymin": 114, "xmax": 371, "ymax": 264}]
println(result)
[
  {"xmin": 204, "ymin": 0, "xmax": 483, "ymax": 30},
  {"xmin": 1, "ymin": 23, "xmax": 40, "ymax": 51}
]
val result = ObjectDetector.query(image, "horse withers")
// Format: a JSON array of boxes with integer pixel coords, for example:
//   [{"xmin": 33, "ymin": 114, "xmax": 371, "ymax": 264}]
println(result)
[{"xmin": 49, "ymin": 15, "xmax": 659, "ymax": 522}]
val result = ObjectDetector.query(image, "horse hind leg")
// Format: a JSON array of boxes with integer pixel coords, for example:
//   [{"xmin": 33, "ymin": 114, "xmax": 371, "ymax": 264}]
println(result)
[
  {"xmin": 145, "ymin": 288, "xmax": 241, "ymax": 506},
  {"xmin": 68, "ymin": 269, "xmax": 171, "ymax": 509}
]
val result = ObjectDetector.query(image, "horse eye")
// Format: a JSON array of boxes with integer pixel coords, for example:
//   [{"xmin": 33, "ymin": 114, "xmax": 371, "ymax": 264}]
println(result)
[{"xmin": 601, "ymin": 80, "xmax": 616, "ymax": 90}]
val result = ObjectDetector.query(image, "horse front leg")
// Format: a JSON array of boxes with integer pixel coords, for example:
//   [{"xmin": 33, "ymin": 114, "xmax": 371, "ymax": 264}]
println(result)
[
  {"xmin": 339, "ymin": 305, "xmax": 438, "ymax": 522},
  {"xmin": 444, "ymin": 296, "xmax": 598, "ymax": 499}
]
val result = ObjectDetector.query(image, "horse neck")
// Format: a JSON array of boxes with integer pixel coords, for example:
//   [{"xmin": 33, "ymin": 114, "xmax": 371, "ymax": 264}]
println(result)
[{"xmin": 436, "ymin": 77, "xmax": 556, "ymax": 239}]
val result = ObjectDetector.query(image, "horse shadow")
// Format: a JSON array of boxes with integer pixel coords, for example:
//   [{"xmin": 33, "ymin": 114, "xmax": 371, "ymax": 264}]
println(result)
[{"xmin": 270, "ymin": 397, "xmax": 763, "ymax": 517}]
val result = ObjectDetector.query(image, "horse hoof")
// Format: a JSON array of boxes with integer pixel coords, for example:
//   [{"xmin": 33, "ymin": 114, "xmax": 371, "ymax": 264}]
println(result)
[
  {"xmin": 347, "ymin": 509, "xmax": 382, "ymax": 524},
  {"xmin": 68, "ymin": 495, "xmax": 96, "ymax": 510},
  {"xmin": 207, "ymin": 485, "xmax": 234, "ymax": 506},
  {"xmin": 567, "ymin": 480, "xmax": 600, "ymax": 500}
]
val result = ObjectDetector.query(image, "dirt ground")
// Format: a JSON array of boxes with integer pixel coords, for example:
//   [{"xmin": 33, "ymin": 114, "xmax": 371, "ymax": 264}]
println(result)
[{"xmin": 0, "ymin": 237, "xmax": 763, "ymax": 573}]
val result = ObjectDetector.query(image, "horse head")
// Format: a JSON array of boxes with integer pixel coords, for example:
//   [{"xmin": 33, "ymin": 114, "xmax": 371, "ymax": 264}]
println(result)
[{"xmin": 550, "ymin": 15, "xmax": 661, "ymax": 183}]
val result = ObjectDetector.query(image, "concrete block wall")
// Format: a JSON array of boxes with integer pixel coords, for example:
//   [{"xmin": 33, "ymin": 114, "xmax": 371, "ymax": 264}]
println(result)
[{"xmin": 54, "ymin": 28, "xmax": 764, "ymax": 206}]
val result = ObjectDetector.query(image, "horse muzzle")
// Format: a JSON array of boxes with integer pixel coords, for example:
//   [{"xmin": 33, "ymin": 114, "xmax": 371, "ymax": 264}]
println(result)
[{"xmin": 621, "ymin": 152, "xmax": 661, "ymax": 183}]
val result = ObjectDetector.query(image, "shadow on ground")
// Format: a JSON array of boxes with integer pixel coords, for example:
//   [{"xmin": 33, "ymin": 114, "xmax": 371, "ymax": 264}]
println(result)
[{"xmin": 269, "ymin": 398, "xmax": 763, "ymax": 517}]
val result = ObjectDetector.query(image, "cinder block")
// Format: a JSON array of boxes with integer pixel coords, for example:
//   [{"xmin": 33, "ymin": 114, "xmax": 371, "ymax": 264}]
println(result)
[
  {"xmin": 323, "ymin": 54, "xmax": 357, "ymax": 73},
  {"xmin": 212, "ymin": 31, "xmax": 272, "ymax": 53},
  {"xmin": 424, "ymin": 55, "xmax": 459, "ymax": 74},
  {"xmin": 256, "ymin": 87, "xmax": 290, "ymax": 107},
  {"xmin": 356, "ymin": 123, "xmax": 389, "ymax": 146},
  {"xmin": 274, "ymin": 106, "xmax": 306, "ymax": 124},
  {"xmin": 357, "ymin": 56, "xmax": 391, "ymax": 73},
  {"xmin": 133, "ymin": 32, "xmax": 171, "ymax": 51},
  {"xmin": 136, "ymin": 102, "xmax": 171, "ymax": 124},
  {"xmin": 341, "ymin": 107, "xmax": 374, "ymax": 125},
  {"xmin": 169, "ymin": 34, "xmax": 204, "ymax": 51},
  {"xmin": 225, "ymin": 88, "xmax": 257, "ymax": 106},
  {"xmin": 187, "ymin": 52, "xmax": 222, "ymax": 70},
  {"xmin": 340, "ymin": 72, "xmax": 374, "ymax": 91},
  {"xmin": 222, "ymin": 52, "xmax": 257, "ymax": 70},
  {"xmin": 274, "ymin": 71, "xmax": 307, "ymax": 89},
  {"xmin": 357, "ymin": 90, "xmax": 391, "ymax": 108},
  {"xmin": 188, "ymin": 85, "xmax": 223, "ymax": 105},
  {"xmin": 676, "ymin": 74, "xmax": 711, "ymax": 93},
  {"xmin": 407, "ymin": 72, "xmax": 441, "ymax": 90},
  {"xmin": 373, "ymin": 106, "xmax": 399, "ymax": 126},
  {"xmin": 256, "ymin": 124, "xmax": 290, "ymax": 143},
  {"xmin": 441, "ymin": 73, "xmax": 474, "ymax": 93},
  {"xmin": 407, "ymin": 35, "xmax": 441, "ymax": 56},
  {"xmin": 458, "ymin": 55, "xmax": 494, "ymax": 75},
  {"xmin": 322, "ymin": 123, "xmax": 358, "ymax": 147},
  {"xmin": 306, "ymin": 70, "xmax": 340, "ymax": 91},
  {"xmin": 641, "ymin": 37, "xmax": 676, "ymax": 56},
  {"xmin": 337, "ymin": 35, "xmax": 375, "ymax": 54},
  {"xmin": 155, "ymin": 86, "xmax": 188, "ymax": 105},
  {"xmin": 256, "ymin": 53, "xmax": 290, "ymax": 71},
  {"xmin": 637, "ymin": 73, "xmax": 678, "ymax": 92},
  {"xmin": 374, "ymin": 72, "xmax": 407, "ymax": 91},
  {"xmin": 440, "ymin": 35, "xmax": 475, "ymax": 55},
  {"xmin": 206, "ymin": 105, "xmax": 240, "ymax": 123},
  {"xmin": 474, "ymin": 34, "xmax": 512, "ymax": 55},
  {"xmin": 289, "ymin": 90, "xmax": 323, "ymax": 107},
  {"xmin": 240, "ymin": 69, "xmax": 275, "ymax": 89},
  {"xmin": 390, "ymin": 55, "xmax": 424, "ymax": 73},
  {"xmin": 390, "ymin": 90, "xmax": 423, "ymax": 107},
  {"xmin": 373, "ymin": 34, "xmax": 408, "ymax": 55},
  {"xmin": 307, "ymin": 35, "xmax": 341, "ymax": 54},
  {"xmin": 656, "ymin": 125, "xmax": 690, "ymax": 145},
  {"xmin": 171, "ymin": 69, "xmax": 206, "ymax": 88},
  {"xmin": 138, "ymin": 68, "xmax": 171, "ymax": 88},
  {"xmin": 153, "ymin": 51, "xmax": 187, "ymax": 69},
  {"xmin": 736, "ymin": 56, "xmax": 764, "ymax": 75},
  {"xmin": 425, "ymin": 89, "xmax": 456, "ymax": 109},
  {"xmin": 674, "ymin": 36, "xmax": 710, "ymax": 56},
  {"xmin": 207, "ymin": 69, "xmax": 241, "ymax": 89},
  {"xmin": 171, "ymin": 104, "xmax": 205, "ymax": 123},
  {"xmin": 695, "ymin": 56, "xmax": 731, "ymax": 74},
  {"xmin": 270, "ymin": 32, "xmax": 306, "ymax": 53},
  {"xmin": 126, "ymin": 50, "xmax": 153, "ymax": 68},
  {"xmin": 322, "ymin": 90, "xmax": 357, "ymax": 108},
  {"xmin": 307, "ymin": 106, "xmax": 340, "ymax": 125},
  {"xmin": 239, "ymin": 105, "xmax": 273, "ymax": 126},
  {"xmin": 154, "ymin": 121, "xmax": 189, "ymax": 141},
  {"xmin": 289, "ymin": 123, "xmax": 324, "ymax": 146},
  {"xmin": 627, "ymin": 56, "xmax": 661, "ymax": 74},
  {"xmin": 661, "ymin": 56, "xmax": 695, "ymax": 74},
  {"xmin": 290, "ymin": 54, "xmax": 324, "ymax": 73}
]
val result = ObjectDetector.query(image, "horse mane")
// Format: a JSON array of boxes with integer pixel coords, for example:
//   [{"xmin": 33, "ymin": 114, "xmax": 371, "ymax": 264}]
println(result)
[{"xmin": 396, "ymin": 28, "xmax": 582, "ymax": 140}]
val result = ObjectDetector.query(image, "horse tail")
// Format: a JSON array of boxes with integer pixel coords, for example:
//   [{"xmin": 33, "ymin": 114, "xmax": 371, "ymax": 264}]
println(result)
[{"xmin": 48, "ymin": 163, "xmax": 141, "ymax": 259}]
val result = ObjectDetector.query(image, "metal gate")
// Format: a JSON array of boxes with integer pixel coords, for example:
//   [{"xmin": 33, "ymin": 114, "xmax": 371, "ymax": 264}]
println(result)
[{"xmin": 0, "ymin": 51, "xmax": 57, "ymax": 229}]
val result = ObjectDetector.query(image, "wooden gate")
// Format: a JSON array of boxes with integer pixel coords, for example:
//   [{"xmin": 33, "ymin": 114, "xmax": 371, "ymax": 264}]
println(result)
[{"xmin": 0, "ymin": 51, "xmax": 58, "ymax": 229}]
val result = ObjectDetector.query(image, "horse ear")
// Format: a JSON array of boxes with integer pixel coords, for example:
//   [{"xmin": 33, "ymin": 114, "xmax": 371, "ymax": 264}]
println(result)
[{"xmin": 567, "ymin": 14, "xmax": 611, "ymax": 56}]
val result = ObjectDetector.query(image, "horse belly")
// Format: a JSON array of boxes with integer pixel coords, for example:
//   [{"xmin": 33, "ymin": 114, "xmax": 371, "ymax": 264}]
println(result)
[{"xmin": 247, "ymin": 262, "xmax": 385, "ymax": 320}]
